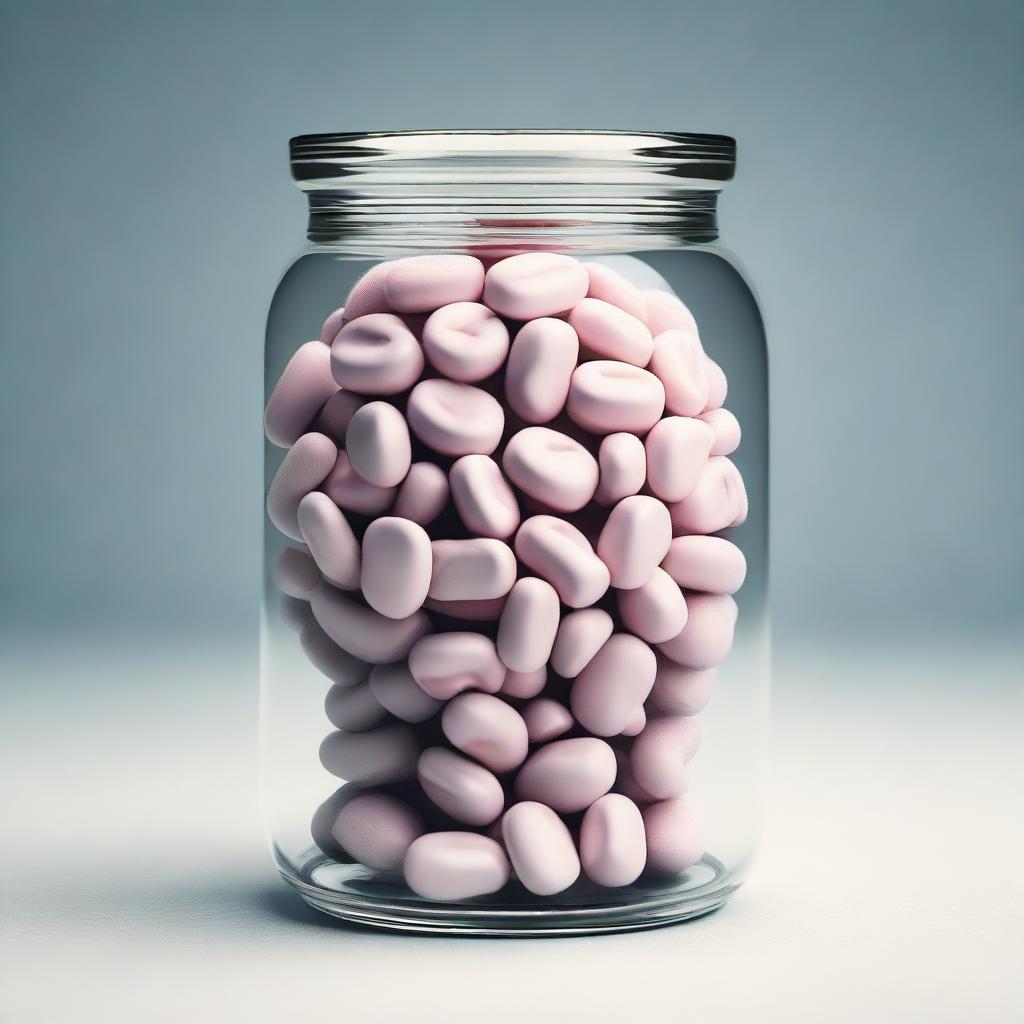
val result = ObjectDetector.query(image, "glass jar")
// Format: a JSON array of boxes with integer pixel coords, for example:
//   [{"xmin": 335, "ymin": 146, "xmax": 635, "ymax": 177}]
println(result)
[{"xmin": 263, "ymin": 130, "xmax": 768, "ymax": 935}]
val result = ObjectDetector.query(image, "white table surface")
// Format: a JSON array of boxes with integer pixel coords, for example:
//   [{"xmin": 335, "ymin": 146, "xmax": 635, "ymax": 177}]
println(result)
[{"xmin": 3, "ymin": 639, "xmax": 1021, "ymax": 1022}]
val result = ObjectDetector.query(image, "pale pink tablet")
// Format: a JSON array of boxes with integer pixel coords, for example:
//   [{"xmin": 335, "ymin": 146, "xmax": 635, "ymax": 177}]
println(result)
[
  {"xmin": 657, "ymin": 592, "xmax": 738, "ymax": 670},
  {"xmin": 567, "ymin": 361, "xmax": 665, "ymax": 435},
  {"xmin": 642, "ymin": 798, "xmax": 705, "ymax": 876},
  {"xmin": 422, "ymin": 301, "xmax": 509, "ymax": 382},
  {"xmin": 360, "ymin": 517, "xmax": 432, "ymax": 620},
  {"xmin": 644, "ymin": 417, "xmax": 714, "ymax": 503},
  {"xmin": 310, "ymin": 580, "xmax": 431, "ymax": 664},
  {"xmin": 404, "ymin": 832, "xmax": 510, "ymax": 901},
  {"xmin": 330, "ymin": 313, "xmax": 424, "ymax": 395},
  {"xmin": 408, "ymin": 632, "xmax": 506, "ymax": 699},
  {"xmin": 418, "ymin": 747, "xmax": 504, "ymax": 826},
  {"xmin": 331, "ymin": 792, "xmax": 425, "ymax": 872},
  {"xmin": 449, "ymin": 455, "xmax": 521, "ymax": 540},
  {"xmin": 276, "ymin": 545, "xmax": 320, "ymax": 600},
  {"xmin": 641, "ymin": 288, "xmax": 699, "ymax": 337},
  {"xmin": 570, "ymin": 633, "xmax": 657, "ymax": 737},
  {"xmin": 514, "ymin": 516, "xmax": 610, "ymax": 608},
  {"xmin": 441, "ymin": 692, "xmax": 529, "ymax": 774},
  {"xmin": 612, "ymin": 748, "xmax": 660, "ymax": 805},
  {"xmin": 384, "ymin": 254, "xmax": 485, "ymax": 313},
  {"xmin": 428, "ymin": 538, "xmax": 517, "ymax": 601},
  {"xmin": 646, "ymin": 658, "xmax": 715, "ymax": 716},
  {"xmin": 424, "ymin": 596, "xmax": 508, "ymax": 621},
  {"xmin": 319, "ymin": 723, "xmax": 419, "ymax": 784},
  {"xmin": 667, "ymin": 457, "xmax": 747, "ymax": 535},
  {"xmin": 502, "ymin": 427, "xmax": 599, "ymax": 513},
  {"xmin": 483, "ymin": 252, "xmax": 589, "ymax": 319},
  {"xmin": 580, "ymin": 793, "xmax": 647, "ymax": 888},
  {"xmin": 501, "ymin": 802, "xmax": 580, "ymax": 896},
  {"xmin": 500, "ymin": 667, "xmax": 548, "ymax": 700},
  {"xmin": 299, "ymin": 621, "xmax": 371, "ymax": 689},
  {"xmin": 267, "ymin": 432, "xmax": 338, "ymax": 540},
  {"xmin": 407, "ymin": 379, "xmax": 505, "ymax": 456},
  {"xmin": 320, "ymin": 450, "xmax": 397, "ymax": 516},
  {"xmin": 594, "ymin": 432, "xmax": 647, "ymax": 506},
  {"xmin": 568, "ymin": 297, "xmax": 654, "ymax": 366},
  {"xmin": 597, "ymin": 495, "xmax": 673, "ymax": 590},
  {"xmin": 620, "ymin": 707, "xmax": 647, "ymax": 737},
  {"xmin": 550, "ymin": 608, "xmax": 614, "ymax": 677},
  {"xmin": 297, "ymin": 491, "xmax": 361, "ymax": 590},
  {"xmin": 320, "ymin": 306, "xmax": 347, "ymax": 346},
  {"xmin": 699, "ymin": 407, "xmax": 741, "ymax": 457},
  {"xmin": 617, "ymin": 568, "xmax": 688, "ymax": 644},
  {"xmin": 661, "ymin": 535, "xmax": 747, "ymax": 594},
  {"xmin": 514, "ymin": 737, "xmax": 617, "ymax": 813},
  {"xmin": 324, "ymin": 680, "xmax": 387, "ymax": 733},
  {"xmin": 504, "ymin": 318, "xmax": 580, "ymax": 423},
  {"xmin": 368, "ymin": 662, "xmax": 442, "ymax": 724},
  {"xmin": 315, "ymin": 390, "xmax": 363, "ymax": 445},
  {"xmin": 703, "ymin": 358, "xmax": 728, "ymax": 411},
  {"xmin": 496, "ymin": 577, "xmax": 560, "ymax": 673},
  {"xmin": 344, "ymin": 401, "xmax": 411, "ymax": 489},
  {"xmin": 630, "ymin": 715, "xmax": 702, "ymax": 801},
  {"xmin": 264, "ymin": 341, "xmax": 340, "ymax": 448},
  {"xmin": 391, "ymin": 461, "xmax": 450, "ymax": 526},
  {"xmin": 522, "ymin": 698, "xmax": 573, "ymax": 744},
  {"xmin": 647, "ymin": 329, "xmax": 709, "ymax": 417},
  {"xmin": 340, "ymin": 262, "xmax": 394, "ymax": 323},
  {"xmin": 584, "ymin": 261, "xmax": 647, "ymax": 320}
]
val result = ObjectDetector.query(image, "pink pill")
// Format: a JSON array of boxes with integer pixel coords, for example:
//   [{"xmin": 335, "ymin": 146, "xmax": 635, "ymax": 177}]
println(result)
[
  {"xmin": 515, "ymin": 515, "xmax": 610, "ymax": 608},
  {"xmin": 267, "ymin": 432, "xmax": 338, "ymax": 540},
  {"xmin": 297, "ymin": 492, "xmax": 361, "ymax": 590},
  {"xmin": 617, "ymin": 567, "xmax": 688, "ymax": 644},
  {"xmin": 442, "ymin": 692, "xmax": 529, "ymax": 774},
  {"xmin": 407, "ymin": 379, "xmax": 505, "ymax": 456},
  {"xmin": 408, "ymin": 632, "xmax": 506, "ymax": 700},
  {"xmin": 570, "ymin": 633, "xmax": 657, "ymax": 737},
  {"xmin": 569, "ymin": 297, "xmax": 653, "ymax": 366},
  {"xmin": 522, "ymin": 698, "xmax": 573, "ymax": 744},
  {"xmin": 449, "ymin": 455, "xmax": 521, "ymax": 540},
  {"xmin": 630, "ymin": 715, "xmax": 702, "ymax": 801},
  {"xmin": 320, "ymin": 450, "xmax": 396, "ymax": 515},
  {"xmin": 567, "ymin": 361, "xmax": 665, "ymax": 435},
  {"xmin": 595, "ymin": 432, "xmax": 647, "ymax": 506},
  {"xmin": 368, "ymin": 662, "xmax": 441, "ymax": 723},
  {"xmin": 504, "ymin": 318, "xmax": 580, "ymax": 424},
  {"xmin": 324, "ymin": 680, "xmax": 387, "ymax": 733},
  {"xmin": 319, "ymin": 723, "xmax": 419, "ymax": 784},
  {"xmin": 642, "ymin": 288, "xmax": 699, "ymax": 337},
  {"xmin": 424, "ymin": 595, "xmax": 508, "ymax": 621},
  {"xmin": 515, "ymin": 737, "xmax": 617, "ymax": 813},
  {"xmin": 422, "ymin": 301, "xmax": 509, "ymax": 382},
  {"xmin": 668, "ymin": 456, "xmax": 747, "ymax": 535},
  {"xmin": 621, "ymin": 707, "xmax": 647, "ymax": 737},
  {"xmin": 391, "ymin": 461, "xmax": 450, "ymax": 526},
  {"xmin": 580, "ymin": 793, "xmax": 647, "ymax": 888},
  {"xmin": 502, "ymin": 801, "xmax": 580, "ymax": 895},
  {"xmin": 643, "ymin": 798, "xmax": 705, "ymax": 876},
  {"xmin": 404, "ymin": 832, "xmax": 509, "ymax": 901},
  {"xmin": 657, "ymin": 592, "xmax": 738, "ymax": 670},
  {"xmin": 331, "ymin": 792, "xmax": 424, "ymax": 872},
  {"xmin": 500, "ymin": 667, "xmax": 548, "ymax": 700},
  {"xmin": 340, "ymin": 262, "xmax": 393, "ymax": 323},
  {"xmin": 429, "ymin": 538, "xmax": 517, "ymax": 601},
  {"xmin": 645, "ymin": 416, "xmax": 714, "ymax": 503},
  {"xmin": 330, "ymin": 313, "xmax": 424, "ymax": 396},
  {"xmin": 483, "ymin": 252, "xmax": 589, "ymax": 319},
  {"xmin": 661, "ymin": 535, "xmax": 747, "ymax": 594},
  {"xmin": 647, "ymin": 329, "xmax": 709, "ymax": 418},
  {"xmin": 319, "ymin": 306, "xmax": 347, "ymax": 346},
  {"xmin": 276, "ymin": 545, "xmax": 320, "ymax": 600},
  {"xmin": 497, "ymin": 577, "xmax": 560, "ymax": 674},
  {"xmin": 310, "ymin": 580, "xmax": 431, "ymax": 664},
  {"xmin": 344, "ymin": 402, "xmax": 411, "ymax": 489},
  {"xmin": 299, "ymin": 621, "xmax": 371, "ymax": 688},
  {"xmin": 315, "ymin": 390, "xmax": 363, "ymax": 445},
  {"xmin": 550, "ymin": 608, "xmax": 614, "ymax": 677},
  {"xmin": 647, "ymin": 658, "xmax": 715, "ymax": 716},
  {"xmin": 502, "ymin": 427, "xmax": 599, "ymax": 513},
  {"xmin": 613, "ymin": 748, "xmax": 660, "ymax": 805},
  {"xmin": 280, "ymin": 594, "xmax": 313, "ymax": 632},
  {"xmin": 384, "ymin": 254, "xmax": 485, "ymax": 313},
  {"xmin": 703, "ymin": 358, "xmax": 728, "ymax": 411},
  {"xmin": 418, "ymin": 747, "xmax": 504, "ymax": 826},
  {"xmin": 360, "ymin": 517, "xmax": 432, "ymax": 620},
  {"xmin": 264, "ymin": 341, "xmax": 340, "ymax": 448},
  {"xmin": 699, "ymin": 407, "xmax": 741, "ymax": 457},
  {"xmin": 597, "ymin": 495, "xmax": 673, "ymax": 590},
  {"xmin": 584, "ymin": 261, "xmax": 647, "ymax": 320}
]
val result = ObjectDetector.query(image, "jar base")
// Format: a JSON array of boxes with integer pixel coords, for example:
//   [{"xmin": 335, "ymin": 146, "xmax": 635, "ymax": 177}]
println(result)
[{"xmin": 278, "ymin": 848, "xmax": 739, "ymax": 935}]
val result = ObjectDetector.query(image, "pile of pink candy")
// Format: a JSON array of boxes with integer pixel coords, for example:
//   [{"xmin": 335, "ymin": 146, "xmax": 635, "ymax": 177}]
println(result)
[{"xmin": 266, "ymin": 252, "xmax": 746, "ymax": 902}]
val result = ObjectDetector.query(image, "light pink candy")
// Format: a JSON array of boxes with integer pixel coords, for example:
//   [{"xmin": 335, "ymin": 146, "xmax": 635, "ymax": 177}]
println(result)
[
  {"xmin": 276, "ymin": 546, "xmax": 320, "ymax": 600},
  {"xmin": 418, "ymin": 746, "xmax": 504, "ymax": 826},
  {"xmin": 391, "ymin": 461, "xmax": 450, "ymax": 526},
  {"xmin": 267, "ymin": 432, "xmax": 338, "ymax": 540},
  {"xmin": 422, "ymin": 301, "xmax": 509, "ymax": 382},
  {"xmin": 570, "ymin": 633, "xmax": 657, "ymax": 737},
  {"xmin": 324, "ymin": 680, "xmax": 386, "ymax": 732},
  {"xmin": 644, "ymin": 416, "xmax": 714, "ymax": 503},
  {"xmin": 360, "ymin": 517, "xmax": 432, "ymax": 620},
  {"xmin": 620, "ymin": 706, "xmax": 647, "ymax": 737},
  {"xmin": 319, "ymin": 723, "xmax": 419, "ymax": 784},
  {"xmin": 297, "ymin": 491, "xmax": 361, "ymax": 590},
  {"xmin": 319, "ymin": 306, "xmax": 347, "ymax": 346},
  {"xmin": 668, "ymin": 456, "xmax": 748, "ymax": 535},
  {"xmin": 264, "ymin": 341, "xmax": 340, "ymax": 448},
  {"xmin": 340, "ymin": 262, "xmax": 393, "ymax": 323},
  {"xmin": 703, "ymin": 358, "xmax": 728, "ymax": 410},
  {"xmin": 597, "ymin": 495, "xmax": 673, "ymax": 590},
  {"xmin": 383, "ymin": 254, "xmax": 485, "ymax": 312},
  {"xmin": 483, "ymin": 252, "xmax": 589, "ymax": 319},
  {"xmin": 441, "ymin": 692, "xmax": 529, "ymax": 774},
  {"xmin": 699, "ymin": 407, "xmax": 741, "ymax": 456},
  {"xmin": 661, "ymin": 535, "xmax": 747, "ymax": 594},
  {"xmin": 320, "ymin": 450, "xmax": 396, "ymax": 515},
  {"xmin": 647, "ymin": 658, "xmax": 715, "ymax": 716},
  {"xmin": 617, "ymin": 567, "xmax": 688, "ymax": 644},
  {"xmin": 449, "ymin": 455, "xmax": 520, "ymax": 540},
  {"xmin": 642, "ymin": 798, "xmax": 705, "ymax": 876},
  {"xmin": 550, "ymin": 608, "xmax": 614, "ymax": 677},
  {"xmin": 567, "ymin": 361, "xmax": 665, "ymax": 435},
  {"xmin": 408, "ymin": 632, "xmax": 506, "ymax": 699},
  {"xmin": 500, "ymin": 667, "xmax": 548, "ymax": 699},
  {"xmin": 299, "ymin": 621, "xmax": 371, "ymax": 688},
  {"xmin": 584, "ymin": 261, "xmax": 647, "ymax": 320},
  {"xmin": 330, "ymin": 313, "xmax": 424, "ymax": 395},
  {"xmin": 594, "ymin": 432, "xmax": 647, "ymax": 506},
  {"xmin": 657, "ymin": 593, "xmax": 738, "ymax": 670},
  {"xmin": 344, "ymin": 401, "xmax": 411, "ymax": 488},
  {"xmin": 569, "ymin": 297, "xmax": 653, "ymax": 366},
  {"xmin": 407, "ymin": 379, "xmax": 505, "ymax": 456},
  {"xmin": 642, "ymin": 288, "xmax": 699, "ymax": 337},
  {"xmin": 496, "ymin": 577, "xmax": 560, "ymax": 673},
  {"xmin": 429, "ymin": 538, "xmax": 517, "ymax": 601},
  {"xmin": 330, "ymin": 792, "xmax": 424, "ymax": 871},
  {"xmin": 648, "ymin": 329, "xmax": 709, "ymax": 418},
  {"xmin": 630, "ymin": 715, "xmax": 702, "ymax": 800},
  {"xmin": 521, "ymin": 698, "xmax": 573, "ymax": 743},
  {"xmin": 504, "ymin": 318, "xmax": 580, "ymax": 423},
  {"xmin": 404, "ymin": 832, "xmax": 509, "ymax": 901},
  {"xmin": 515, "ymin": 516, "xmax": 610, "ymax": 608},
  {"xmin": 502, "ymin": 802, "xmax": 580, "ymax": 896},
  {"xmin": 315, "ymin": 390, "xmax": 363, "ymax": 445},
  {"xmin": 514, "ymin": 737, "xmax": 617, "ymax": 813},
  {"xmin": 580, "ymin": 793, "xmax": 647, "ymax": 888},
  {"xmin": 368, "ymin": 662, "xmax": 441, "ymax": 723},
  {"xmin": 502, "ymin": 426, "xmax": 599, "ymax": 513}
]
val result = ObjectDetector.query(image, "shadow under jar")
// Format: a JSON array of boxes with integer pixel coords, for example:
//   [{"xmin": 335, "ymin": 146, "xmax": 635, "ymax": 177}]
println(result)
[{"xmin": 263, "ymin": 130, "xmax": 768, "ymax": 935}]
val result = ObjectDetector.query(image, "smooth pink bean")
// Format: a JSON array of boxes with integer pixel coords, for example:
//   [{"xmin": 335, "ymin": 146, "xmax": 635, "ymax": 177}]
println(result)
[
  {"xmin": 276, "ymin": 546, "xmax": 320, "ymax": 600},
  {"xmin": 319, "ymin": 306, "xmax": 347, "ymax": 346},
  {"xmin": 597, "ymin": 495, "xmax": 673, "ymax": 590},
  {"xmin": 580, "ymin": 794, "xmax": 647, "ymax": 888},
  {"xmin": 330, "ymin": 313, "xmax": 424, "ymax": 395},
  {"xmin": 391, "ymin": 461, "xmax": 450, "ymax": 526},
  {"xmin": 617, "ymin": 567, "xmax": 688, "ymax": 644},
  {"xmin": 642, "ymin": 288, "xmax": 699, "ymax": 337},
  {"xmin": 644, "ymin": 416, "xmax": 713, "ymax": 503},
  {"xmin": 384, "ymin": 254, "xmax": 484, "ymax": 312},
  {"xmin": 569, "ymin": 297, "xmax": 653, "ymax": 366},
  {"xmin": 502, "ymin": 802, "xmax": 580, "ymax": 895},
  {"xmin": 570, "ymin": 633, "xmax": 657, "ymax": 737},
  {"xmin": 703, "ymin": 358, "xmax": 728, "ymax": 410},
  {"xmin": 647, "ymin": 658, "xmax": 715, "ymax": 716},
  {"xmin": 345, "ymin": 401, "xmax": 411, "ymax": 488},
  {"xmin": 515, "ymin": 737, "xmax": 617, "ymax": 813},
  {"xmin": 699, "ymin": 407, "xmax": 741, "ymax": 456},
  {"xmin": 522, "ymin": 698, "xmax": 573, "ymax": 744},
  {"xmin": 297, "ymin": 491, "xmax": 361, "ymax": 590},
  {"xmin": 320, "ymin": 450, "xmax": 396, "ymax": 515},
  {"xmin": 408, "ymin": 632, "xmax": 506, "ymax": 699},
  {"xmin": 449, "ymin": 455, "xmax": 520, "ymax": 540},
  {"xmin": 584, "ymin": 261, "xmax": 647, "ymax": 320},
  {"xmin": 315, "ymin": 390, "xmax": 363, "ymax": 445},
  {"xmin": 500, "ymin": 667, "xmax": 548, "ymax": 700},
  {"xmin": 264, "ymin": 341, "xmax": 340, "ymax": 448},
  {"xmin": 648, "ymin": 329, "xmax": 709, "ymax": 417},
  {"xmin": 267, "ymin": 432, "xmax": 338, "ymax": 540},
  {"xmin": 594, "ymin": 432, "xmax": 647, "ymax": 506},
  {"xmin": 418, "ymin": 747, "xmax": 504, "ymax": 826},
  {"xmin": 368, "ymin": 662, "xmax": 442, "ymax": 723},
  {"xmin": 319, "ymin": 723, "xmax": 419, "ymax": 784},
  {"xmin": 299, "ymin": 621, "xmax": 371, "ymax": 688},
  {"xmin": 324, "ymin": 680, "xmax": 387, "ymax": 732},
  {"xmin": 404, "ymin": 832, "xmax": 509, "ymax": 901},
  {"xmin": 429, "ymin": 538, "xmax": 517, "ymax": 601},
  {"xmin": 496, "ymin": 577, "xmax": 560, "ymax": 673},
  {"xmin": 550, "ymin": 608, "xmax": 614, "ymax": 677},
  {"xmin": 407, "ymin": 379, "xmax": 505, "ymax": 456},
  {"xmin": 502, "ymin": 426, "xmax": 599, "ymax": 513},
  {"xmin": 504, "ymin": 317, "xmax": 580, "ymax": 424},
  {"xmin": 668, "ymin": 456, "xmax": 747, "ymax": 535},
  {"xmin": 483, "ymin": 252, "xmax": 589, "ymax": 319},
  {"xmin": 331, "ymin": 792, "xmax": 424, "ymax": 871},
  {"xmin": 661, "ymin": 535, "xmax": 747, "ymax": 594},
  {"xmin": 422, "ymin": 301, "xmax": 509, "ymax": 381},
  {"xmin": 642, "ymin": 798, "xmax": 705, "ymax": 876},
  {"xmin": 630, "ymin": 715, "xmax": 702, "ymax": 800},
  {"xmin": 567, "ymin": 361, "xmax": 665, "ymax": 435},
  {"xmin": 657, "ymin": 593, "xmax": 738, "ymax": 670},
  {"xmin": 515, "ymin": 516, "xmax": 610, "ymax": 608},
  {"xmin": 360, "ymin": 517, "xmax": 432, "ymax": 619},
  {"xmin": 441, "ymin": 692, "xmax": 529, "ymax": 774}
]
